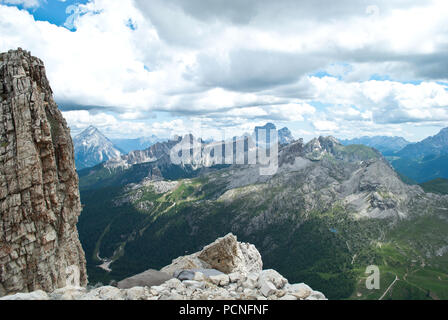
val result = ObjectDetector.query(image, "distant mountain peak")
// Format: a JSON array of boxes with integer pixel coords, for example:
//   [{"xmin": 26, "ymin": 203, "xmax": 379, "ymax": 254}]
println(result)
[
  {"xmin": 253, "ymin": 123, "xmax": 295, "ymax": 145},
  {"xmin": 278, "ymin": 127, "xmax": 295, "ymax": 145},
  {"xmin": 76, "ymin": 125, "xmax": 103, "ymax": 139},
  {"xmin": 255, "ymin": 122, "xmax": 276, "ymax": 130},
  {"xmin": 319, "ymin": 135, "xmax": 340, "ymax": 145},
  {"xmin": 73, "ymin": 126, "xmax": 122, "ymax": 170},
  {"xmin": 85, "ymin": 125, "xmax": 100, "ymax": 132}
]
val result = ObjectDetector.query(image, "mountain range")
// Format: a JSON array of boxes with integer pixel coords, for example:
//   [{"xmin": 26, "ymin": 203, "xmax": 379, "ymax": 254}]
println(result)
[
  {"xmin": 75, "ymin": 125, "xmax": 448, "ymax": 184},
  {"xmin": 340, "ymin": 128, "xmax": 448, "ymax": 183},
  {"xmin": 111, "ymin": 136, "xmax": 167, "ymax": 153},
  {"xmin": 76, "ymin": 130, "xmax": 448, "ymax": 300},
  {"xmin": 73, "ymin": 127, "xmax": 170, "ymax": 170},
  {"xmin": 340, "ymin": 136, "xmax": 410, "ymax": 155},
  {"xmin": 71, "ymin": 121, "xmax": 448, "ymax": 300},
  {"xmin": 75, "ymin": 123, "xmax": 295, "ymax": 172}
]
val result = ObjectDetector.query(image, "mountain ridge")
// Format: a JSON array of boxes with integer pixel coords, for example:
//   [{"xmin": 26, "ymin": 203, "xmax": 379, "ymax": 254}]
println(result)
[
  {"xmin": 340, "ymin": 136, "xmax": 410, "ymax": 155},
  {"xmin": 397, "ymin": 127, "xmax": 448, "ymax": 159},
  {"xmin": 391, "ymin": 127, "xmax": 448, "ymax": 182}
]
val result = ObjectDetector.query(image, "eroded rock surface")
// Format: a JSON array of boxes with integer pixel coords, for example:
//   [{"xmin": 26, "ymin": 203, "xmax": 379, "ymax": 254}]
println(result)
[
  {"xmin": 0, "ymin": 49, "xmax": 87, "ymax": 296},
  {"xmin": 161, "ymin": 233, "xmax": 263, "ymax": 276}
]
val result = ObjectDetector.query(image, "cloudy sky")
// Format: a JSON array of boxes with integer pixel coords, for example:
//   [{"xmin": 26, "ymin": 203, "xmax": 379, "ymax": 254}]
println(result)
[{"xmin": 1, "ymin": 0, "xmax": 448, "ymax": 141}]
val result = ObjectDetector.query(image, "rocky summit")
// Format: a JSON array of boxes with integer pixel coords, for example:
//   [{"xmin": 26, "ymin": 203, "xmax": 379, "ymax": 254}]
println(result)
[
  {"xmin": 0, "ymin": 49, "xmax": 87, "ymax": 296},
  {"xmin": 1, "ymin": 234, "xmax": 326, "ymax": 300}
]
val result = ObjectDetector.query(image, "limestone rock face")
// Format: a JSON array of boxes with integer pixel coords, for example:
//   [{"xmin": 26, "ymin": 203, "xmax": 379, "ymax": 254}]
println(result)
[{"xmin": 0, "ymin": 49, "xmax": 87, "ymax": 296}]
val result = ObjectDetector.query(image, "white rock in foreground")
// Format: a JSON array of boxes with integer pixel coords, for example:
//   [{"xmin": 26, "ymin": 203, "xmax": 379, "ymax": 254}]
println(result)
[{"xmin": 161, "ymin": 233, "xmax": 263, "ymax": 275}]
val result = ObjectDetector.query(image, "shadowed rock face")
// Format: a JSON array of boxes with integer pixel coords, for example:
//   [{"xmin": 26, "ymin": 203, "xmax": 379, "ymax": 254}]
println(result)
[{"xmin": 0, "ymin": 48, "xmax": 87, "ymax": 296}]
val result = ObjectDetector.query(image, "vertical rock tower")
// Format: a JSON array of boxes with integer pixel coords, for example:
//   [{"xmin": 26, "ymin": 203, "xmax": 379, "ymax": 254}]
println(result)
[{"xmin": 0, "ymin": 48, "xmax": 87, "ymax": 296}]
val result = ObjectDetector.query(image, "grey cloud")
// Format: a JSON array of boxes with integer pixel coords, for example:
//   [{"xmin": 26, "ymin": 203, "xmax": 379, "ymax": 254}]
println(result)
[
  {"xmin": 144, "ymin": 0, "xmax": 426, "ymax": 26},
  {"xmin": 133, "ymin": 0, "xmax": 217, "ymax": 47},
  {"xmin": 163, "ymin": 97, "xmax": 292, "ymax": 117},
  {"xmin": 134, "ymin": 0, "xmax": 447, "ymax": 94},
  {"xmin": 409, "ymin": 51, "xmax": 448, "ymax": 81},
  {"xmin": 135, "ymin": 0, "xmax": 396, "ymax": 47},
  {"xmin": 372, "ymin": 109, "xmax": 448, "ymax": 124},
  {"xmin": 259, "ymin": 78, "xmax": 317, "ymax": 100},
  {"xmin": 57, "ymin": 104, "xmax": 119, "ymax": 113},
  {"xmin": 191, "ymin": 49, "xmax": 325, "ymax": 92},
  {"xmin": 58, "ymin": 103, "xmax": 157, "ymax": 120}
]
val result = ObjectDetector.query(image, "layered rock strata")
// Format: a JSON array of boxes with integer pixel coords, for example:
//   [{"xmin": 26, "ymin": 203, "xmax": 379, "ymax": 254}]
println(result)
[{"xmin": 0, "ymin": 49, "xmax": 87, "ymax": 296}]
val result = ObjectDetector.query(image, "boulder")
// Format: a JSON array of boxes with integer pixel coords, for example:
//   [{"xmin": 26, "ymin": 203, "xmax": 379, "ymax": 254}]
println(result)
[
  {"xmin": 193, "ymin": 272, "xmax": 207, "ymax": 282},
  {"xmin": 238, "ymin": 242, "xmax": 263, "ymax": 274},
  {"xmin": 174, "ymin": 270, "xmax": 195, "ymax": 281},
  {"xmin": 183, "ymin": 280, "xmax": 205, "ymax": 290},
  {"xmin": 49, "ymin": 287, "xmax": 87, "ymax": 300},
  {"xmin": 243, "ymin": 272, "xmax": 260, "ymax": 289},
  {"xmin": 198, "ymin": 234, "xmax": 262, "ymax": 274},
  {"xmin": 229, "ymin": 272, "xmax": 243, "ymax": 283},
  {"xmin": 258, "ymin": 269, "xmax": 288, "ymax": 289},
  {"xmin": 82, "ymin": 286, "xmax": 124, "ymax": 300},
  {"xmin": 124, "ymin": 287, "xmax": 148, "ymax": 300},
  {"xmin": 174, "ymin": 268, "xmax": 223, "ymax": 281},
  {"xmin": 161, "ymin": 234, "xmax": 262, "ymax": 275},
  {"xmin": 209, "ymin": 274, "xmax": 230, "ymax": 286},
  {"xmin": 285, "ymin": 283, "xmax": 312, "ymax": 299},
  {"xmin": 164, "ymin": 278, "xmax": 182, "ymax": 290},
  {"xmin": 259, "ymin": 280, "xmax": 277, "ymax": 297},
  {"xmin": 161, "ymin": 255, "xmax": 208, "ymax": 276}
]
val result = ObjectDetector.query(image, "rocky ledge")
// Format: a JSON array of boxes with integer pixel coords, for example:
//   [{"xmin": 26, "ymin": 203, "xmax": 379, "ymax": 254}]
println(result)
[{"xmin": 1, "ymin": 234, "xmax": 326, "ymax": 300}]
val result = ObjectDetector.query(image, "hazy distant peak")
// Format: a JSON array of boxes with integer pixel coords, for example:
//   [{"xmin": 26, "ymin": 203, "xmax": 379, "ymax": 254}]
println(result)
[{"xmin": 73, "ymin": 126, "xmax": 122, "ymax": 170}]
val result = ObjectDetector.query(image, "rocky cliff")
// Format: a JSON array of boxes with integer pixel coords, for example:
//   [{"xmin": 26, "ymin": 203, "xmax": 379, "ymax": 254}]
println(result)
[{"xmin": 0, "ymin": 48, "xmax": 87, "ymax": 296}]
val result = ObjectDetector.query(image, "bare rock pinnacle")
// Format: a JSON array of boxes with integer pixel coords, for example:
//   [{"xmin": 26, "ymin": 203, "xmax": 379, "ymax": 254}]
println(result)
[{"xmin": 0, "ymin": 48, "xmax": 87, "ymax": 296}]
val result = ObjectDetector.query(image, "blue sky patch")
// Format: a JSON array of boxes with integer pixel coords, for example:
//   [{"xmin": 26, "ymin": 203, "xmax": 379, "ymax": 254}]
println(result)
[{"xmin": 3, "ymin": 0, "xmax": 90, "ymax": 28}]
